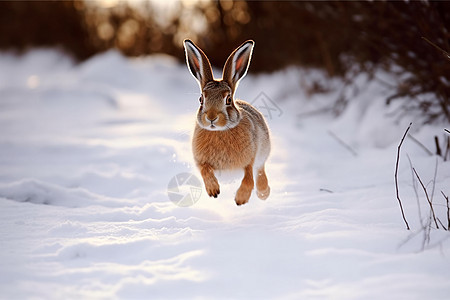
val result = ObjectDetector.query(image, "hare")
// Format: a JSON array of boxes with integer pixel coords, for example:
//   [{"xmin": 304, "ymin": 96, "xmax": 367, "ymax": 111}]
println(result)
[{"xmin": 183, "ymin": 39, "xmax": 271, "ymax": 205}]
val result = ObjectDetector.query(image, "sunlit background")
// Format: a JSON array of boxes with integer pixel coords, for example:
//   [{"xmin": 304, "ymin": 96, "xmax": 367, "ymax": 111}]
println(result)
[{"xmin": 0, "ymin": 0, "xmax": 449, "ymax": 121}]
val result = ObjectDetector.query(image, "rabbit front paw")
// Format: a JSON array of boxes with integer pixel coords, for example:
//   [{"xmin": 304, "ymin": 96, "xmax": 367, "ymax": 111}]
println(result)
[
  {"xmin": 235, "ymin": 186, "xmax": 252, "ymax": 206},
  {"xmin": 205, "ymin": 178, "xmax": 220, "ymax": 198}
]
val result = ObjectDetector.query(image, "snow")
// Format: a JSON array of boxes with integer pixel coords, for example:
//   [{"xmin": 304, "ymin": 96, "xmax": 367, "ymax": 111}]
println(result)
[{"xmin": 0, "ymin": 49, "xmax": 449, "ymax": 299}]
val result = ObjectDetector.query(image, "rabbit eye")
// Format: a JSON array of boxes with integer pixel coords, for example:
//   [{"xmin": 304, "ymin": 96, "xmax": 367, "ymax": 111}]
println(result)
[
  {"xmin": 199, "ymin": 95, "xmax": 203, "ymax": 105},
  {"xmin": 226, "ymin": 95, "xmax": 232, "ymax": 106}
]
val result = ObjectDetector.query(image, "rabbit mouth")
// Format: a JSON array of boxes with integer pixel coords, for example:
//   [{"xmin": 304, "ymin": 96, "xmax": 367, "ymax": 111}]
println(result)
[
  {"xmin": 207, "ymin": 119, "xmax": 218, "ymax": 130},
  {"xmin": 198, "ymin": 113, "xmax": 229, "ymax": 131},
  {"xmin": 207, "ymin": 124, "xmax": 223, "ymax": 131},
  {"xmin": 200, "ymin": 122, "xmax": 227, "ymax": 131}
]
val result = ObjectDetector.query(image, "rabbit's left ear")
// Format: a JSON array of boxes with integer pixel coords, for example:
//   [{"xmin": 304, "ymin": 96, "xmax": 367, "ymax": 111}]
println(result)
[
  {"xmin": 184, "ymin": 39, "xmax": 214, "ymax": 89},
  {"xmin": 222, "ymin": 40, "xmax": 254, "ymax": 91}
]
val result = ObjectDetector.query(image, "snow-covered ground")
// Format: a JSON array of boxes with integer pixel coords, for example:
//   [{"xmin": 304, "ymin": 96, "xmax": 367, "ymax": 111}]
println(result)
[{"xmin": 0, "ymin": 49, "xmax": 449, "ymax": 299}]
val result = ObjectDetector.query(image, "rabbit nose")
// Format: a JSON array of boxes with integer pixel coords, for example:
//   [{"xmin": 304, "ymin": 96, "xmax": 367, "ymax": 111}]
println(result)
[{"xmin": 206, "ymin": 115, "xmax": 218, "ymax": 123}]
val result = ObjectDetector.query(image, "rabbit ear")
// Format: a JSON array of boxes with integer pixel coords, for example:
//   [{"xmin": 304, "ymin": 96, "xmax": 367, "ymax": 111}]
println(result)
[
  {"xmin": 222, "ymin": 40, "xmax": 254, "ymax": 91},
  {"xmin": 184, "ymin": 39, "xmax": 214, "ymax": 88}
]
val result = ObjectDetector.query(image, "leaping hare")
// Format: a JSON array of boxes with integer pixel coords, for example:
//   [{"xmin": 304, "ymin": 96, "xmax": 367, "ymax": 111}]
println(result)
[{"xmin": 183, "ymin": 39, "xmax": 271, "ymax": 205}]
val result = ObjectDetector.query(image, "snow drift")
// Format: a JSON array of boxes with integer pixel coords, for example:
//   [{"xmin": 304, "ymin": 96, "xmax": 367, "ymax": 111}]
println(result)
[{"xmin": 0, "ymin": 49, "xmax": 449, "ymax": 299}]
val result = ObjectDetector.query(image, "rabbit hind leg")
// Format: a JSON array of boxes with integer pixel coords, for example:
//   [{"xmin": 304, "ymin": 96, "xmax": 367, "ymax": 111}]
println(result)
[
  {"xmin": 256, "ymin": 165, "xmax": 270, "ymax": 200},
  {"xmin": 235, "ymin": 164, "xmax": 254, "ymax": 206}
]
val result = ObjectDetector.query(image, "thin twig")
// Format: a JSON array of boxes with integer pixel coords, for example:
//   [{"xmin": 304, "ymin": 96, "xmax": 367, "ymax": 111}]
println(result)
[
  {"xmin": 422, "ymin": 37, "xmax": 450, "ymax": 61},
  {"xmin": 398, "ymin": 229, "xmax": 424, "ymax": 250},
  {"xmin": 437, "ymin": 218, "xmax": 447, "ymax": 231},
  {"xmin": 430, "ymin": 157, "xmax": 438, "ymax": 202},
  {"xmin": 442, "ymin": 191, "xmax": 450, "ymax": 231},
  {"xmin": 413, "ymin": 168, "xmax": 439, "ymax": 229},
  {"xmin": 328, "ymin": 130, "xmax": 358, "ymax": 157},
  {"xmin": 407, "ymin": 154, "xmax": 423, "ymax": 227},
  {"xmin": 407, "ymin": 134, "xmax": 433, "ymax": 156},
  {"xmin": 434, "ymin": 136, "xmax": 442, "ymax": 156},
  {"xmin": 445, "ymin": 129, "xmax": 450, "ymax": 134},
  {"xmin": 395, "ymin": 122, "xmax": 412, "ymax": 230},
  {"xmin": 424, "ymin": 219, "xmax": 432, "ymax": 249},
  {"xmin": 444, "ymin": 136, "xmax": 450, "ymax": 162},
  {"xmin": 421, "ymin": 235, "xmax": 450, "ymax": 252}
]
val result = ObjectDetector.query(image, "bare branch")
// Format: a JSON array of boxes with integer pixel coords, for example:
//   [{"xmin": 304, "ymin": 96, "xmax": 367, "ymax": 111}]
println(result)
[
  {"xmin": 442, "ymin": 191, "xmax": 450, "ymax": 231},
  {"xmin": 430, "ymin": 157, "xmax": 438, "ymax": 202},
  {"xmin": 434, "ymin": 136, "xmax": 442, "ymax": 157},
  {"xmin": 407, "ymin": 134, "xmax": 433, "ymax": 156},
  {"xmin": 395, "ymin": 122, "xmax": 412, "ymax": 230},
  {"xmin": 328, "ymin": 130, "xmax": 358, "ymax": 157},
  {"xmin": 444, "ymin": 136, "xmax": 450, "ymax": 162},
  {"xmin": 437, "ymin": 218, "xmax": 447, "ymax": 231},
  {"xmin": 413, "ymin": 168, "xmax": 439, "ymax": 229},
  {"xmin": 407, "ymin": 154, "xmax": 423, "ymax": 227},
  {"xmin": 422, "ymin": 37, "xmax": 450, "ymax": 61}
]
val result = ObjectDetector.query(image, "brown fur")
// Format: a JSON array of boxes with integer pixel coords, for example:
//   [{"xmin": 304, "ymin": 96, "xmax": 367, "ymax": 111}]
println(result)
[
  {"xmin": 193, "ymin": 112, "xmax": 255, "ymax": 170},
  {"xmin": 184, "ymin": 39, "xmax": 271, "ymax": 205}
]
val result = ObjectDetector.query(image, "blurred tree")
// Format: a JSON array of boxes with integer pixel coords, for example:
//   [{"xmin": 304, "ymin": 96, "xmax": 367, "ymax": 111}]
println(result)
[
  {"xmin": 195, "ymin": 1, "xmax": 450, "ymax": 122},
  {"xmin": 81, "ymin": 1, "xmax": 180, "ymax": 58},
  {"xmin": 0, "ymin": 0, "xmax": 95, "ymax": 59},
  {"xmin": 0, "ymin": 0, "xmax": 448, "ymax": 122}
]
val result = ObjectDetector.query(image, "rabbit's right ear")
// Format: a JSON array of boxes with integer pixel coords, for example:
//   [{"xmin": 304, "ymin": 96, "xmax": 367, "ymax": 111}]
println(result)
[
  {"xmin": 222, "ymin": 40, "xmax": 254, "ymax": 92},
  {"xmin": 184, "ymin": 39, "xmax": 214, "ymax": 88}
]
